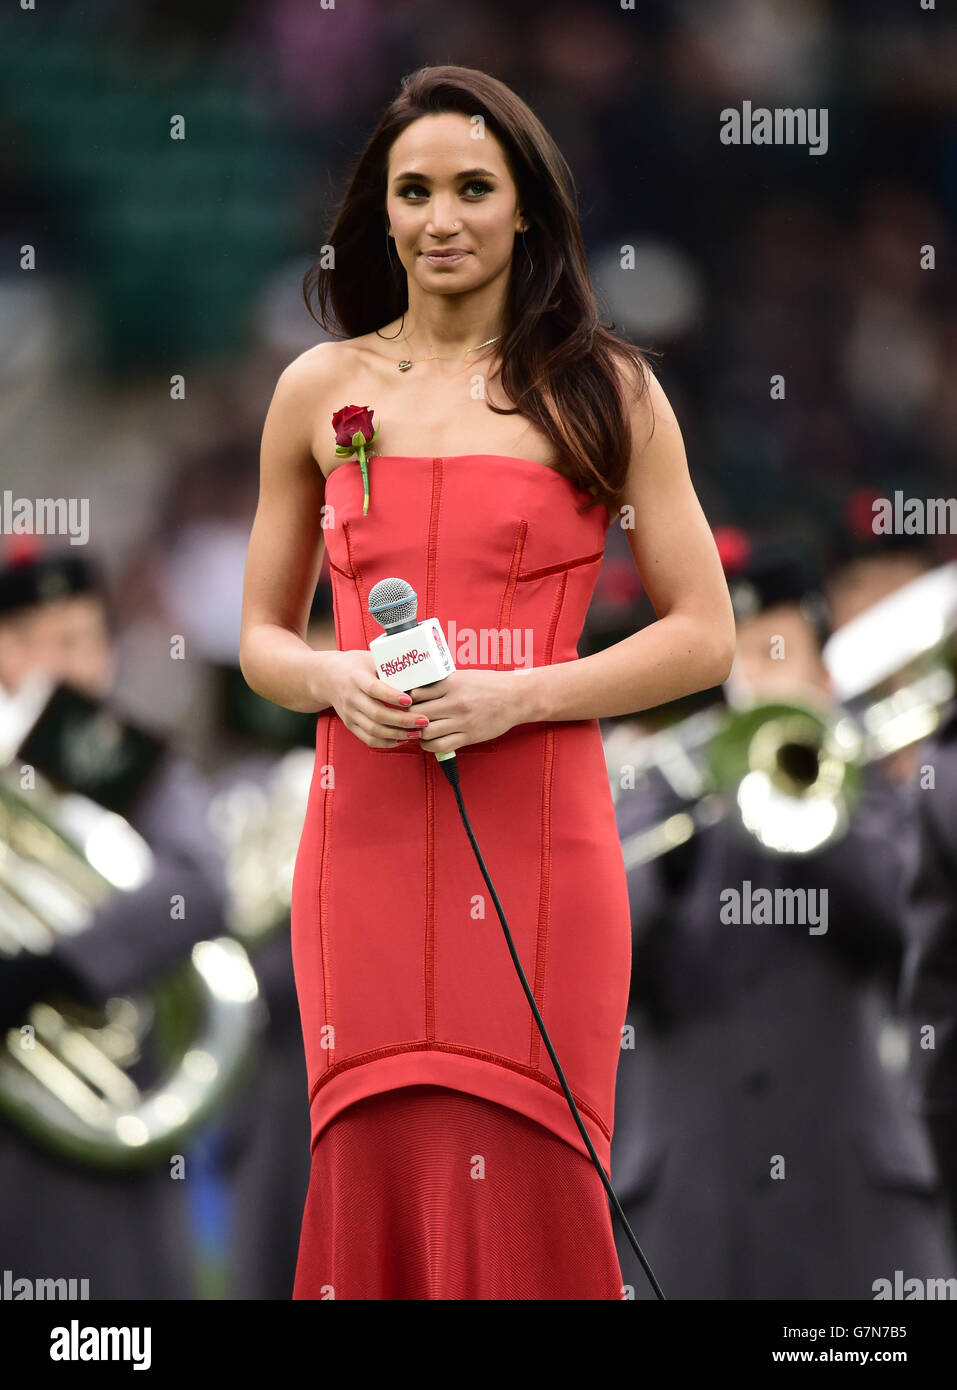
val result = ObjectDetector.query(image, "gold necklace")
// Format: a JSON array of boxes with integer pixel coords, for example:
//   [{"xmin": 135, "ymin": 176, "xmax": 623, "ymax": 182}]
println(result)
[{"xmin": 397, "ymin": 328, "xmax": 502, "ymax": 373}]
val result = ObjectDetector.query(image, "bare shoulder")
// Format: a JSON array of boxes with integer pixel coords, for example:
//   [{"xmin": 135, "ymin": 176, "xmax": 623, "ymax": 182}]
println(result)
[
  {"xmin": 612, "ymin": 352, "xmax": 665, "ymax": 428},
  {"xmin": 277, "ymin": 323, "xmax": 399, "ymax": 397},
  {"xmin": 618, "ymin": 355, "xmax": 683, "ymax": 458},
  {"xmin": 274, "ymin": 338, "xmax": 352, "ymax": 397},
  {"xmin": 268, "ymin": 340, "xmax": 369, "ymax": 468},
  {"xmin": 605, "ymin": 356, "xmax": 689, "ymax": 516}
]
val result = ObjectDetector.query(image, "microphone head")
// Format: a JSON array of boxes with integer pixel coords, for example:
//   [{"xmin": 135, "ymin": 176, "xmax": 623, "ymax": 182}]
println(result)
[{"xmin": 368, "ymin": 577, "xmax": 419, "ymax": 631}]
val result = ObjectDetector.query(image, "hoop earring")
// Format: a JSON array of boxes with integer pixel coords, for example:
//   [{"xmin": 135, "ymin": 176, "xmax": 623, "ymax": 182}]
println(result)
[
  {"xmin": 376, "ymin": 232, "xmax": 406, "ymax": 342},
  {"xmin": 521, "ymin": 230, "xmax": 534, "ymax": 281}
]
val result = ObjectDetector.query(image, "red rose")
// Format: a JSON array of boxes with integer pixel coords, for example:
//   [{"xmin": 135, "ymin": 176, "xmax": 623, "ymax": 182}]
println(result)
[
  {"xmin": 332, "ymin": 405, "xmax": 375, "ymax": 448},
  {"xmin": 331, "ymin": 404, "xmax": 379, "ymax": 515}
]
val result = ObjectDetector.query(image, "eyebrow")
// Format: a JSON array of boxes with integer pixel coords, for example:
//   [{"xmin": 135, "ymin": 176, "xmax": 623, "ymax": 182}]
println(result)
[{"xmin": 391, "ymin": 168, "xmax": 499, "ymax": 184}]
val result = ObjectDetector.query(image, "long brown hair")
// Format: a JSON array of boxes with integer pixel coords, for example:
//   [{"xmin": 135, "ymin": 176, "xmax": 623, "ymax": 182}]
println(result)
[{"xmin": 303, "ymin": 64, "xmax": 659, "ymax": 513}]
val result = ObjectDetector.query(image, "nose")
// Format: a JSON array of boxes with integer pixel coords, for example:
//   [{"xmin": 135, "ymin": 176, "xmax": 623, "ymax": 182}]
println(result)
[{"xmin": 426, "ymin": 197, "xmax": 459, "ymax": 235}]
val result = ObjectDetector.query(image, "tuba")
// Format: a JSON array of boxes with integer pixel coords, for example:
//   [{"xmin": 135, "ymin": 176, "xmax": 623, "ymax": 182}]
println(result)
[
  {"xmin": 609, "ymin": 560, "xmax": 957, "ymax": 867},
  {"xmin": 0, "ymin": 765, "xmax": 263, "ymax": 1168},
  {"xmin": 0, "ymin": 682, "xmax": 312, "ymax": 1169}
]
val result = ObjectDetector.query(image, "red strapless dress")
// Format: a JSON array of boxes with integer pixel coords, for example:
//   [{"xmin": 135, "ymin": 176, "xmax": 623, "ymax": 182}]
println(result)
[{"xmin": 290, "ymin": 455, "xmax": 632, "ymax": 1300}]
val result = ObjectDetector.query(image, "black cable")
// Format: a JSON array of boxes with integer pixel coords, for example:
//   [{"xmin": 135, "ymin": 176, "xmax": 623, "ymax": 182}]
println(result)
[{"xmin": 438, "ymin": 754, "xmax": 666, "ymax": 1301}]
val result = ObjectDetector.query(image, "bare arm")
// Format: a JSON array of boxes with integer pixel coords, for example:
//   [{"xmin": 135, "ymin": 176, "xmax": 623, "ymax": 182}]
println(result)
[
  {"xmin": 239, "ymin": 348, "xmax": 427, "ymax": 748},
  {"xmin": 519, "ymin": 369, "xmax": 736, "ymax": 723},
  {"xmin": 239, "ymin": 349, "xmax": 336, "ymax": 712}
]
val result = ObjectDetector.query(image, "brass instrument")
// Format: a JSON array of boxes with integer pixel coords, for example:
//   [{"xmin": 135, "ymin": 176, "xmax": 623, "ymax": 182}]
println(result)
[
  {"xmin": 0, "ymin": 656, "xmax": 313, "ymax": 1170},
  {"xmin": 608, "ymin": 560, "xmax": 957, "ymax": 867},
  {"xmin": 205, "ymin": 747, "xmax": 315, "ymax": 949},
  {"xmin": 0, "ymin": 766, "xmax": 264, "ymax": 1168}
]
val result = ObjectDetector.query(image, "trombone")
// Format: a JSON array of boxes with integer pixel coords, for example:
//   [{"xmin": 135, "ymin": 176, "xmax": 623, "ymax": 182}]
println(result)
[{"xmin": 608, "ymin": 560, "xmax": 957, "ymax": 867}]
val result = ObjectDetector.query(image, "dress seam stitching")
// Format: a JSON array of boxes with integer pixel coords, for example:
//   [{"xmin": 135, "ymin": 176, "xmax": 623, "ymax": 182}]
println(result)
[
  {"xmin": 495, "ymin": 519, "xmax": 528, "ymax": 669},
  {"xmin": 530, "ymin": 729, "xmax": 555, "ymax": 1068},
  {"xmin": 307, "ymin": 1040, "xmax": 610, "ymax": 1140},
  {"xmin": 342, "ymin": 519, "xmax": 376, "ymax": 648},
  {"xmin": 529, "ymin": 571, "xmax": 565, "ymax": 1068},
  {"xmin": 319, "ymin": 715, "xmax": 336, "ymax": 1070},
  {"xmin": 425, "ymin": 755, "xmax": 436, "ymax": 1040},
  {"xmin": 518, "ymin": 550, "xmax": 604, "ymax": 581},
  {"xmin": 423, "ymin": 460, "xmax": 443, "ymax": 1040}
]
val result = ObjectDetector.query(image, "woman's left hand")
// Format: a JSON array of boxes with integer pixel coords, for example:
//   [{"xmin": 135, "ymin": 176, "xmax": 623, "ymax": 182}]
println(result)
[{"xmin": 406, "ymin": 669, "xmax": 534, "ymax": 755}]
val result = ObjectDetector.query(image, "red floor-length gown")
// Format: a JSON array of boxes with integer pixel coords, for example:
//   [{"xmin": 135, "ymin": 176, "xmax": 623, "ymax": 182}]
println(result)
[{"xmin": 290, "ymin": 454, "xmax": 632, "ymax": 1300}]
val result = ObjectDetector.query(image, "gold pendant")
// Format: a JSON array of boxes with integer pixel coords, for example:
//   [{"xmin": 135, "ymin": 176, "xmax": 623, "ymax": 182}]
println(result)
[{"xmin": 398, "ymin": 359, "xmax": 413, "ymax": 372}]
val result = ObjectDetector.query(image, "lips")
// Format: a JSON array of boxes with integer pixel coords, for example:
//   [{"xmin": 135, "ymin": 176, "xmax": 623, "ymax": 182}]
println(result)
[{"xmin": 422, "ymin": 250, "xmax": 469, "ymax": 261}]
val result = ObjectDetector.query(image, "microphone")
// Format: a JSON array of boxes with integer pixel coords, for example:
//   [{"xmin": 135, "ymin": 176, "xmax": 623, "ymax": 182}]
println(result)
[{"xmin": 367, "ymin": 577, "xmax": 457, "ymax": 763}]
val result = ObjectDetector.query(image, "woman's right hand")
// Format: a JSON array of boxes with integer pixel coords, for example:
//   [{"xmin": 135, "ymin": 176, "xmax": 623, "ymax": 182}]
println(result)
[{"xmin": 317, "ymin": 649, "xmax": 428, "ymax": 749}]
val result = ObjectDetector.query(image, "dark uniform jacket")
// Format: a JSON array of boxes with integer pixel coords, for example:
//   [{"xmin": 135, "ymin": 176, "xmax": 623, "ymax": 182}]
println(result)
[
  {"xmin": 0, "ymin": 749, "xmax": 227, "ymax": 1299},
  {"xmin": 901, "ymin": 700, "xmax": 957, "ymax": 1248},
  {"xmin": 611, "ymin": 751, "xmax": 957, "ymax": 1300}
]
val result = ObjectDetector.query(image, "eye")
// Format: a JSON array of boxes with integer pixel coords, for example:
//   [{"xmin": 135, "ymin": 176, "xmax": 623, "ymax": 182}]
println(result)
[{"xmin": 396, "ymin": 179, "xmax": 493, "ymax": 199}]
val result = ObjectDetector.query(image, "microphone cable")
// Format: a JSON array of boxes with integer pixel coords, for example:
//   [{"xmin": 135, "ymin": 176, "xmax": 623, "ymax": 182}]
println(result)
[
  {"xmin": 365, "ymin": 575, "xmax": 663, "ymax": 1297},
  {"xmin": 436, "ymin": 752, "xmax": 665, "ymax": 1301}
]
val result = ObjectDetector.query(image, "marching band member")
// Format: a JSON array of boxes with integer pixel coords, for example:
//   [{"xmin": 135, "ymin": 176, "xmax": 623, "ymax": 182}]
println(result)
[
  {"xmin": 0, "ymin": 546, "xmax": 228, "ymax": 1299},
  {"xmin": 901, "ymin": 698, "xmax": 957, "ymax": 1248},
  {"xmin": 609, "ymin": 532, "xmax": 956, "ymax": 1298}
]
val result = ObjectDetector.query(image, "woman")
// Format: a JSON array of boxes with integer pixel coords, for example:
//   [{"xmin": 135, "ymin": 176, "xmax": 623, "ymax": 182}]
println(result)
[{"xmin": 239, "ymin": 64, "xmax": 735, "ymax": 1300}]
